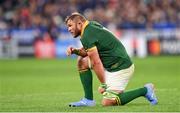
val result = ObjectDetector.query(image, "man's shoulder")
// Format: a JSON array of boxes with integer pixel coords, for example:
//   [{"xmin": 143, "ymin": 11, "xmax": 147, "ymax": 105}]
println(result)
[
  {"xmin": 83, "ymin": 21, "xmax": 103, "ymax": 35},
  {"xmin": 89, "ymin": 21, "xmax": 103, "ymax": 28},
  {"xmin": 82, "ymin": 22, "xmax": 95, "ymax": 37}
]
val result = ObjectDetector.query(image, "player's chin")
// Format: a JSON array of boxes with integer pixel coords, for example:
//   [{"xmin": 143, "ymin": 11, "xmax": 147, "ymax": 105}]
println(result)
[{"xmin": 73, "ymin": 34, "xmax": 79, "ymax": 38}]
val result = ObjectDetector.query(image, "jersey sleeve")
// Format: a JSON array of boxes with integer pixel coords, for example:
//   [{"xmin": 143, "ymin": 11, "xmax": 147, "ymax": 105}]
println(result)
[{"xmin": 81, "ymin": 33, "xmax": 98, "ymax": 51}]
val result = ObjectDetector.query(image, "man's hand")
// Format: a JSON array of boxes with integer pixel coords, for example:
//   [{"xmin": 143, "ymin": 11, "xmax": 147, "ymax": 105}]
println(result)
[
  {"xmin": 98, "ymin": 87, "xmax": 106, "ymax": 94},
  {"xmin": 66, "ymin": 46, "xmax": 75, "ymax": 56},
  {"xmin": 98, "ymin": 83, "xmax": 107, "ymax": 94}
]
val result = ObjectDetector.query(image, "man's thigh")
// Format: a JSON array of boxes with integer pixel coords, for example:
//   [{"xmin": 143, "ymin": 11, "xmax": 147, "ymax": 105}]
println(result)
[{"xmin": 105, "ymin": 64, "xmax": 135, "ymax": 91}]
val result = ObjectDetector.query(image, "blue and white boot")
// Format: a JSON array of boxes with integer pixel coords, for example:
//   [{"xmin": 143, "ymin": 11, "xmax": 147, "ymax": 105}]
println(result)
[
  {"xmin": 144, "ymin": 83, "xmax": 158, "ymax": 105},
  {"xmin": 69, "ymin": 98, "xmax": 96, "ymax": 107}
]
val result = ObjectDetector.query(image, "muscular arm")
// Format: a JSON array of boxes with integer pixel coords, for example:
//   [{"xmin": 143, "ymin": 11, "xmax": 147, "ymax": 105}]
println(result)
[{"xmin": 87, "ymin": 46, "xmax": 105, "ymax": 84}]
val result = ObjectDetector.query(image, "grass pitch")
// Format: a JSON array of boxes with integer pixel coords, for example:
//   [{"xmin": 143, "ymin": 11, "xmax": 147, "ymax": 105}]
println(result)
[{"xmin": 0, "ymin": 56, "xmax": 179, "ymax": 112}]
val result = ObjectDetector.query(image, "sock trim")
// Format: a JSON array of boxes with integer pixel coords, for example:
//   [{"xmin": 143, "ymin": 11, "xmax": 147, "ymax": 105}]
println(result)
[
  {"xmin": 79, "ymin": 69, "xmax": 89, "ymax": 73},
  {"xmin": 115, "ymin": 96, "xmax": 121, "ymax": 105}
]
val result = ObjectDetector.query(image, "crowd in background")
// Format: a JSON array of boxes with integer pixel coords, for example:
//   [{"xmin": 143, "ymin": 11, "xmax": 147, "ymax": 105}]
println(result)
[{"xmin": 0, "ymin": 0, "xmax": 180, "ymax": 39}]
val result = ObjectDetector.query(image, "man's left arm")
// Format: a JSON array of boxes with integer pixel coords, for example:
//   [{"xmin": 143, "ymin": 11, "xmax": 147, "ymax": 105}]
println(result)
[{"xmin": 87, "ymin": 46, "xmax": 105, "ymax": 84}]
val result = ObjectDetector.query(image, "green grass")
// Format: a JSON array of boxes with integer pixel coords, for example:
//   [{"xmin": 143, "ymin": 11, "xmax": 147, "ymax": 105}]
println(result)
[{"xmin": 0, "ymin": 56, "xmax": 179, "ymax": 112}]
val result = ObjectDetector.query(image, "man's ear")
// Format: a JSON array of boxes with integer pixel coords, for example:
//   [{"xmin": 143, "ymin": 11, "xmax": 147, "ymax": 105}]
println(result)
[
  {"xmin": 76, "ymin": 19, "xmax": 81, "ymax": 25},
  {"xmin": 78, "ymin": 21, "xmax": 82, "ymax": 25},
  {"xmin": 77, "ymin": 21, "xmax": 83, "ymax": 28}
]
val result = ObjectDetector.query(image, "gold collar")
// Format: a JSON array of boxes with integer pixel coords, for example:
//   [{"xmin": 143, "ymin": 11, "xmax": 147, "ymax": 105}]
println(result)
[{"xmin": 80, "ymin": 20, "xmax": 89, "ymax": 37}]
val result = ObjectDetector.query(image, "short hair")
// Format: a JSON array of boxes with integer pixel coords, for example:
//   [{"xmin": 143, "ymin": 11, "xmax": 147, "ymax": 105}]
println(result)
[{"xmin": 65, "ymin": 12, "xmax": 86, "ymax": 24}]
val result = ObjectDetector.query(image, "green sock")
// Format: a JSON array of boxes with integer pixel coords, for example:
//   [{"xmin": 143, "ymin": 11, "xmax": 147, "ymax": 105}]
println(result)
[
  {"xmin": 118, "ymin": 87, "xmax": 147, "ymax": 105},
  {"xmin": 79, "ymin": 69, "xmax": 93, "ymax": 100}
]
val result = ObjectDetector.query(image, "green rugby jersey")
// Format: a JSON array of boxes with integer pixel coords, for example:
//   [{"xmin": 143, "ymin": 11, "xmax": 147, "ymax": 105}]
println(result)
[{"xmin": 80, "ymin": 21, "xmax": 132, "ymax": 72}]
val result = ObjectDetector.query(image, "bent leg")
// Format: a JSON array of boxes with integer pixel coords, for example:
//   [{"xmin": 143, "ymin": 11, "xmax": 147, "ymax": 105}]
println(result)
[
  {"xmin": 69, "ymin": 56, "xmax": 95, "ymax": 107},
  {"xmin": 77, "ymin": 56, "xmax": 93, "ymax": 100},
  {"xmin": 102, "ymin": 64, "xmax": 148, "ymax": 106},
  {"xmin": 102, "ymin": 88, "xmax": 147, "ymax": 106}
]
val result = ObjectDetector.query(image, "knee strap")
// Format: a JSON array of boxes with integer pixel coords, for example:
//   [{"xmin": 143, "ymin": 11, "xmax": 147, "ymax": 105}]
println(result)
[{"xmin": 102, "ymin": 90, "xmax": 121, "ymax": 105}]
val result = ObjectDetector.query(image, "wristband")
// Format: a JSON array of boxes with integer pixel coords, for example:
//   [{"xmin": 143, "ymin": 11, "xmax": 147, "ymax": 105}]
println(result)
[{"xmin": 72, "ymin": 49, "xmax": 80, "ymax": 55}]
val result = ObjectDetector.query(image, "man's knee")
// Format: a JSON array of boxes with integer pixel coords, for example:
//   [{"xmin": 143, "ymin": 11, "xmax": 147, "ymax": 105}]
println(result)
[
  {"xmin": 77, "ymin": 56, "xmax": 89, "ymax": 70},
  {"xmin": 101, "ymin": 90, "xmax": 123, "ymax": 106},
  {"xmin": 101, "ymin": 99, "xmax": 117, "ymax": 106}
]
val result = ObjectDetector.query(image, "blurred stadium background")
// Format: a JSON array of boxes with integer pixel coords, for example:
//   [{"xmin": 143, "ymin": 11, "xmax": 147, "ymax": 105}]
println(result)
[
  {"xmin": 0, "ymin": 0, "xmax": 180, "ymax": 58},
  {"xmin": 0, "ymin": 0, "xmax": 180, "ymax": 112}
]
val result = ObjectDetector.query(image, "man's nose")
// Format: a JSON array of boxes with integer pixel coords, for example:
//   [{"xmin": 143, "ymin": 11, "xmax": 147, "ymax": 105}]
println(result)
[{"xmin": 68, "ymin": 27, "xmax": 72, "ymax": 32}]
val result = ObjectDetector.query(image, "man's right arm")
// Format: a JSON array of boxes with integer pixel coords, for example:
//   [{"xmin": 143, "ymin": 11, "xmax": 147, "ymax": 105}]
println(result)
[{"xmin": 66, "ymin": 47, "xmax": 88, "ymax": 57}]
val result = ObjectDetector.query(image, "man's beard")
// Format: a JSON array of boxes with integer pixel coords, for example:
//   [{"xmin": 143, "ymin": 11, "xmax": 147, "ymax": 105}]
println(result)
[{"xmin": 73, "ymin": 23, "xmax": 81, "ymax": 38}]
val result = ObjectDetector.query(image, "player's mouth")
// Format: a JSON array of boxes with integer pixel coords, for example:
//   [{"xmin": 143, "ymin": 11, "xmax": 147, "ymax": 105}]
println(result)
[{"xmin": 70, "ymin": 31, "xmax": 74, "ymax": 35}]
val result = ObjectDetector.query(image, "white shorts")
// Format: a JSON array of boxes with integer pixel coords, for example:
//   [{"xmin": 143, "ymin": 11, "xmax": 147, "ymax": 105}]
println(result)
[{"xmin": 105, "ymin": 64, "xmax": 134, "ymax": 91}]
